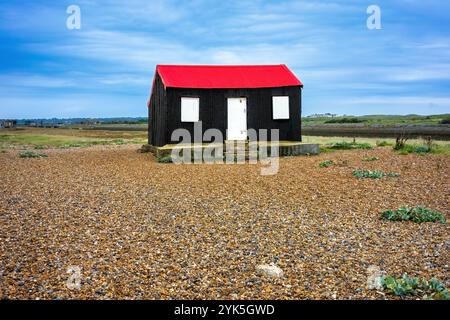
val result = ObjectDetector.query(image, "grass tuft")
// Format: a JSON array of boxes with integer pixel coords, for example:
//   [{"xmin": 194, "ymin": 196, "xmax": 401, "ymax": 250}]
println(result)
[
  {"xmin": 319, "ymin": 160, "xmax": 334, "ymax": 168},
  {"xmin": 396, "ymin": 144, "xmax": 432, "ymax": 155},
  {"xmin": 19, "ymin": 151, "xmax": 48, "ymax": 158},
  {"xmin": 362, "ymin": 156, "xmax": 379, "ymax": 161},
  {"xmin": 325, "ymin": 141, "xmax": 373, "ymax": 150},
  {"xmin": 376, "ymin": 140, "xmax": 392, "ymax": 147},
  {"xmin": 59, "ymin": 143, "xmax": 87, "ymax": 149},
  {"xmin": 34, "ymin": 145, "xmax": 48, "ymax": 150}
]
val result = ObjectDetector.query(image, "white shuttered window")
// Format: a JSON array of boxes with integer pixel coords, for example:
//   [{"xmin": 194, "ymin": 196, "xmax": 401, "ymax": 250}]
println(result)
[
  {"xmin": 272, "ymin": 96, "xmax": 290, "ymax": 119},
  {"xmin": 181, "ymin": 97, "xmax": 199, "ymax": 122}
]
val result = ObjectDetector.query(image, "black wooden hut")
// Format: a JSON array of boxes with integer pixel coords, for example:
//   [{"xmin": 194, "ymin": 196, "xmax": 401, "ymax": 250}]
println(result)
[{"xmin": 147, "ymin": 64, "xmax": 303, "ymax": 147}]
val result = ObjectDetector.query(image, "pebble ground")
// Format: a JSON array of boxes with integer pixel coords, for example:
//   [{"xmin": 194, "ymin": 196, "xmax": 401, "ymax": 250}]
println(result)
[{"xmin": 0, "ymin": 145, "xmax": 448, "ymax": 299}]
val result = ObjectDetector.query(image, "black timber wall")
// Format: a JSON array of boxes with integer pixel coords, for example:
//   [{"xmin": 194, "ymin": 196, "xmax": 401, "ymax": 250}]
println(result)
[
  {"xmin": 148, "ymin": 73, "xmax": 167, "ymax": 146},
  {"xmin": 161, "ymin": 86, "xmax": 302, "ymax": 146}
]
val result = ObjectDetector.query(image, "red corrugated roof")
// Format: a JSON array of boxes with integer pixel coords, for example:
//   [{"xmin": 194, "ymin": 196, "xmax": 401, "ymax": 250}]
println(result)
[{"xmin": 155, "ymin": 64, "xmax": 303, "ymax": 89}]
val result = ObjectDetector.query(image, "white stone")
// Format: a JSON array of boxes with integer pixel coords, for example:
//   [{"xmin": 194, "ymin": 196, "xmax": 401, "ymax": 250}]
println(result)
[
  {"xmin": 366, "ymin": 265, "xmax": 385, "ymax": 290},
  {"xmin": 256, "ymin": 263, "xmax": 284, "ymax": 278}
]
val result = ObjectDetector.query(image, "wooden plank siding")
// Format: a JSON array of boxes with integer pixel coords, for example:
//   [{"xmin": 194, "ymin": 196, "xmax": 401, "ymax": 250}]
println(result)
[
  {"xmin": 148, "ymin": 73, "xmax": 167, "ymax": 146},
  {"xmin": 152, "ymin": 86, "xmax": 302, "ymax": 146}
]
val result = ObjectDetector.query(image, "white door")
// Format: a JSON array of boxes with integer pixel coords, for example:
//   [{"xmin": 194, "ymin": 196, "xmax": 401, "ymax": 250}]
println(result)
[{"xmin": 227, "ymin": 97, "xmax": 247, "ymax": 140}]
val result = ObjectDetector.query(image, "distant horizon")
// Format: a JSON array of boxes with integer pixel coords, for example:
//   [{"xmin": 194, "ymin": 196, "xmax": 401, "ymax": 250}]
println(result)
[{"xmin": 2, "ymin": 113, "xmax": 449, "ymax": 121}]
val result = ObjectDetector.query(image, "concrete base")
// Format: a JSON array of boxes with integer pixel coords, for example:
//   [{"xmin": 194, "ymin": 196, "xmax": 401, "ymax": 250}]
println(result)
[{"xmin": 142, "ymin": 141, "xmax": 320, "ymax": 158}]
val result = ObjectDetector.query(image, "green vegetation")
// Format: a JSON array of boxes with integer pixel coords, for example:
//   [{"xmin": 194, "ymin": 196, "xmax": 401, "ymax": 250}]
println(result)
[
  {"xmin": 303, "ymin": 114, "xmax": 450, "ymax": 125},
  {"xmin": 1, "ymin": 128, "xmax": 449, "ymax": 156},
  {"xmin": 34, "ymin": 145, "xmax": 48, "ymax": 150},
  {"xmin": 352, "ymin": 169, "xmax": 399, "ymax": 179},
  {"xmin": 302, "ymin": 136, "xmax": 449, "ymax": 155},
  {"xmin": 156, "ymin": 154, "xmax": 173, "ymax": 163},
  {"xmin": 413, "ymin": 146, "xmax": 430, "ymax": 153},
  {"xmin": 324, "ymin": 117, "xmax": 365, "ymax": 124},
  {"xmin": 394, "ymin": 140, "xmax": 450, "ymax": 156},
  {"xmin": 111, "ymin": 139, "xmax": 127, "ymax": 145},
  {"xmin": 394, "ymin": 135, "xmax": 408, "ymax": 150},
  {"xmin": 391, "ymin": 136, "xmax": 450, "ymax": 156},
  {"xmin": 440, "ymin": 117, "xmax": 450, "ymax": 124},
  {"xmin": 382, "ymin": 206, "xmax": 446, "ymax": 223},
  {"xmin": 362, "ymin": 156, "xmax": 379, "ymax": 161},
  {"xmin": 319, "ymin": 160, "xmax": 334, "ymax": 168},
  {"xmin": 427, "ymin": 143, "xmax": 450, "ymax": 155},
  {"xmin": 376, "ymin": 140, "xmax": 392, "ymax": 147},
  {"xmin": 58, "ymin": 139, "xmax": 128, "ymax": 149},
  {"xmin": 303, "ymin": 136, "xmax": 448, "ymax": 148},
  {"xmin": 19, "ymin": 151, "xmax": 48, "ymax": 158},
  {"xmin": 324, "ymin": 141, "xmax": 373, "ymax": 151},
  {"xmin": 382, "ymin": 274, "xmax": 449, "ymax": 300},
  {"xmin": 59, "ymin": 143, "xmax": 87, "ymax": 148},
  {"xmin": 0, "ymin": 130, "xmax": 146, "ymax": 149}
]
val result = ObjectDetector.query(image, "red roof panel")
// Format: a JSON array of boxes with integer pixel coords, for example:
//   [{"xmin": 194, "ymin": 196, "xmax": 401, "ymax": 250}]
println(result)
[{"xmin": 155, "ymin": 64, "xmax": 303, "ymax": 89}]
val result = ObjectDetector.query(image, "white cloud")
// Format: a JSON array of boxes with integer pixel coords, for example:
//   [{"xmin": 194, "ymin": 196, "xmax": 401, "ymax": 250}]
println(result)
[
  {"xmin": 0, "ymin": 74, "xmax": 74, "ymax": 88},
  {"xmin": 347, "ymin": 96, "xmax": 450, "ymax": 107},
  {"xmin": 29, "ymin": 28, "xmax": 320, "ymax": 70},
  {"xmin": 386, "ymin": 64, "xmax": 450, "ymax": 81},
  {"xmin": 0, "ymin": 72, "xmax": 150, "ymax": 92}
]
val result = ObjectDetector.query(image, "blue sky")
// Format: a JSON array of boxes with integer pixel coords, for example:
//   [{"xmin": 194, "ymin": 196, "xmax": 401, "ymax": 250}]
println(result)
[{"xmin": 1, "ymin": 0, "xmax": 450, "ymax": 119}]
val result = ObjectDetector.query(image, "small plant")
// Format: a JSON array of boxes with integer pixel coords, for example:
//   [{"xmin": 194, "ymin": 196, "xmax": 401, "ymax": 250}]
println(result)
[
  {"xmin": 326, "ymin": 141, "xmax": 373, "ymax": 150},
  {"xmin": 19, "ymin": 151, "xmax": 48, "ymax": 158},
  {"xmin": 394, "ymin": 134, "xmax": 409, "ymax": 150},
  {"xmin": 157, "ymin": 154, "xmax": 173, "ymax": 163},
  {"xmin": 352, "ymin": 169, "xmax": 399, "ymax": 179},
  {"xmin": 414, "ymin": 145, "xmax": 430, "ymax": 154},
  {"xmin": 353, "ymin": 169, "xmax": 384, "ymax": 179},
  {"xmin": 382, "ymin": 206, "xmax": 446, "ymax": 223},
  {"xmin": 376, "ymin": 140, "xmax": 392, "ymax": 147},
  {"xmin": 382, "ymin": 274, "xmax": 449, "ymax": 300},
  {"xmin": 60, "ymin": 143, "xmax": 87, "ymax": 149},
  {"xmin": 319, "ymin": 160, "xmax": 334, "ymax": 168},
  {"xmin": 111, "ymin": 139, "xmax": 127, "ymax": 145},
  {"xmin": 423, "ymin": 136, "xmax": 434, "ymax": 149},
  {"xmin": 395, "ymin": 143, "xmax": 434, "ymax": 155},
  {"xmin": 34, "ymin": 145, "xmax": 48, "ymax": 150},
  {"xmin": 362, "ymin": 156, "xmax": 379, "ymax": 161}
]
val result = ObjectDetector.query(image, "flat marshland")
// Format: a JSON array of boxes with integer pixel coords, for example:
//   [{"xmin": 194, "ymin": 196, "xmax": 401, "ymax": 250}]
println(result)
[{"xmin": 0, "ymin": 128, "xmax": 448, "ymax": 299}]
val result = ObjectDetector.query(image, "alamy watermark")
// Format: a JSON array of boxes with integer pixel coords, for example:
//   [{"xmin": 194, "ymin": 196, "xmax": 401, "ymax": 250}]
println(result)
[
  {"xmin": 66, "ymin": 5, "xmax": 81, "ymax": 30},
  {"xmin": 66, "ymin": 265, "xmax": 82, "ymax": 290},
  {"xmin": 367, "ymin": 5, "xmax": 382, "ymax": 30}
]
